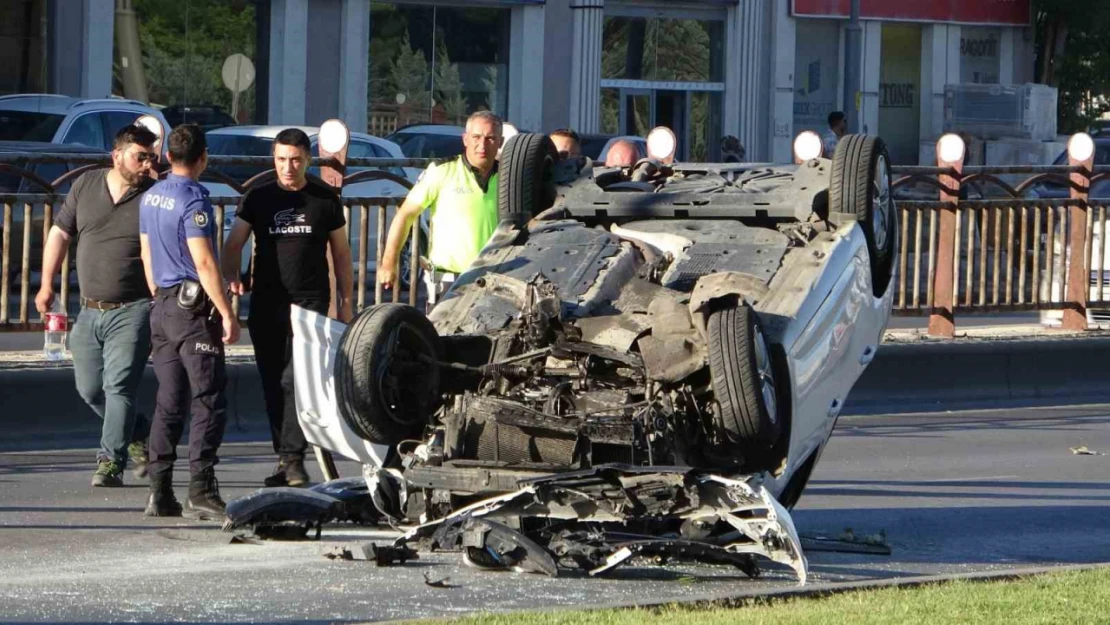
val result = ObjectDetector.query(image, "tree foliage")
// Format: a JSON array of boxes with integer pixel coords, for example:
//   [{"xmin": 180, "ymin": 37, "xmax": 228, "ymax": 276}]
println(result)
[
  {"xmin": 117, "ymin": 0, "xmax": 257, "ymax": 118},
  {"xmin": 1034, "ymin": 0, "xmax": 1110, "ymax": 133}
]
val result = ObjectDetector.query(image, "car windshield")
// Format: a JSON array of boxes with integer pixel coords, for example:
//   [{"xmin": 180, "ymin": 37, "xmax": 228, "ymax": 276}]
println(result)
[
  {"xmin": 0, "ymin": 111, "xmax": 65, "ymax": 142},
  {"xmin": 387, "ymin": 132, "xmax": 463, "ymax": 159},
  {"xmin": 205, "ymin": 134, "xmax": 278, "ymax": 183}
]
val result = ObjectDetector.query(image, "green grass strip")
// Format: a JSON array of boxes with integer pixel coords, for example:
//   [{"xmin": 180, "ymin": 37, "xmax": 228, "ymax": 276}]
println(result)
[{"xmin": 403, "ymin": 567, "xmax": 1110, "ymax": 625}]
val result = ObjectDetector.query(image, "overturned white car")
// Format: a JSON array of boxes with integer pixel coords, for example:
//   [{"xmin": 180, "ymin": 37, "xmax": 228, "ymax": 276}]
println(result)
[{"xmin": 231, "ymin": 130, "xmax": 897, "ymax": 583}]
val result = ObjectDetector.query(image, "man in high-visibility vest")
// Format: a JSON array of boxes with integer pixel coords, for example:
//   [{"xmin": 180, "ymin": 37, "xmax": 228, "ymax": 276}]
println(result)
[{"xmin": 378, "ymin": 111, "xmax": 503, "ymax": 301}]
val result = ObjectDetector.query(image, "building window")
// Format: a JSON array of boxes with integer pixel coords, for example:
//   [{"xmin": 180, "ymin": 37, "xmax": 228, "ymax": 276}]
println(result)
[
  {"xmin": 368, "ymin": 3, "xmax": 510, "ymax": 138},
  {"xmin": 879, "ymin": 23, "xmax": 922, "ymax": 165},
  {"xmin": 960, "ymin": 27, "xmax": 1001, "ymax": 84},
  {"xmin": 0, "ymin": 0, "xmax": 47, "ymax": 95},
  {"xmin": 599, "ymin": 14, "xmax": 724, "ymax": 161},
  {"xmin": 793, "ymin": 19, "xmax": 841, "ymax": 137},
  {"xmin": 601, "ymin": 16, "xmax": 724, "ymax": 83},
  {"xmin": 112, "ymin": 0, "xmax": 261, "ymax": 126}
]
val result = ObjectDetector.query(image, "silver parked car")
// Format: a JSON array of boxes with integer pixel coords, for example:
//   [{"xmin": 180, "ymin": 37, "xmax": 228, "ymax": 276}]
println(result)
[{"xmin": 0, "ymin": 94, "xmax": 169, "ymax": 151}]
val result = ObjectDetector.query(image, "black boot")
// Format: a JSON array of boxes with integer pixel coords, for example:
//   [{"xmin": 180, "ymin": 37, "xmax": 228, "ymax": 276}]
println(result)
[
  {"xmin": 144, "ymin": 471, "xmax": 182, "ymax": 517},
  {"xmin": 284, "ymin": 456, "xmax": 310, "ymax": 488},
  {"xmin": 185, "ymin": 468, "xmax": 227, "ymax": 521}
]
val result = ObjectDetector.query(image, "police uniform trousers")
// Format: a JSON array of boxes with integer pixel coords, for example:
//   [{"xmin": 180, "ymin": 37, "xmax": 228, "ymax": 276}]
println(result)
[
  {"xmin": 147, "ymin": 287, "xmax": 228, "ymax": 478},
  {"xmin": 248, "ymin": 291, "xmax": 328, "ymax": 461}
]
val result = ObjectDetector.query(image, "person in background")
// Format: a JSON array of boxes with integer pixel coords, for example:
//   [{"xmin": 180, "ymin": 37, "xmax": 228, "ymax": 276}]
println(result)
[
  {"xmin": 550, "ymin": 129, "xmax": 581, "ymax": 159},
  {"xmin": 605, "ymin": 139, "xmax": 639, "ymax": 168},
  {"xmin": 221, "ymin": 128, "xmax": 353, "ymax": 488},
  {"xmin": 35, "ymin": 124, "xmax": 158, "ymax": 488},
  {"xmin": 139, "ymin": 123, "xmax": 239, "ymax": 519},
  {"xmin": 823, "ymin": 111, "xmax": 847, "ymax": 156}
]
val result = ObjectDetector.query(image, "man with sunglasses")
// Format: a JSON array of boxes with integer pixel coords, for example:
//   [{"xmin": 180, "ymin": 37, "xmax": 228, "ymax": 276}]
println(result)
[
  {"xmin": 36, "ymin": 124, "xmax": 160, "ymax": 488},
  {"xmin": 378, "ymin": 110, "xmax": 503, "ymax": 304}
]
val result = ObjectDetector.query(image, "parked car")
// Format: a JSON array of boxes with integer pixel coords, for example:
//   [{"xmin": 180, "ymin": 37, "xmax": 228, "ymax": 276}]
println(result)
[
  {"xmin": 385, "ymin": 123, "xmax": 466, "ymax": 163},
  {"xmin": 0, "ymin": 94, "xmax": 169, "ymax": 152},
  {"xmin": 161, "ymin": 104, "xmax": 237, "ymax": 133},
  {"xmin": 248, "ymin": 131, "xmax": 898, "ymax": 582}
]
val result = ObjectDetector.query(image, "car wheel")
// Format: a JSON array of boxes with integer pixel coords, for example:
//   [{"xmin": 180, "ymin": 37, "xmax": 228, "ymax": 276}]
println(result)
[
  {"xmin": 831, "ymin": 134, "xmax": 897, "ymax": 297},
  {"xmin": 335, "ymin": 304, "xmax": 443, "ymax": 445},
  {"xmin": 707, "ymin": 303, "xmax": 782, "ymax": 459},
  {"xmin": 498, "ymin": 133, "xmax": 558, "ymax": 225}
]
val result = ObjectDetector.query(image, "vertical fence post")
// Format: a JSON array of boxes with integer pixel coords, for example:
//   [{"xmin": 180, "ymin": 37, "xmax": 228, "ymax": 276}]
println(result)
[
  {"xmin": 1063, "ymin": 133, "xmax": 1093, "ymax": 331},
  {"xmin": 929, "ymin": 134, "xmax": 965, "ymax": 338},
  {"xmin": 318, "ymin": 119, "xmax": 350, "ymax": 321}
]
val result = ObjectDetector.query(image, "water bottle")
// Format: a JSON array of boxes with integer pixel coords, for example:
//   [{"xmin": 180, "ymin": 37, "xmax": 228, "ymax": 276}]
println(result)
[{"xmin": 43, "ymin": 300, "xmax": 67, "ymax": 361}]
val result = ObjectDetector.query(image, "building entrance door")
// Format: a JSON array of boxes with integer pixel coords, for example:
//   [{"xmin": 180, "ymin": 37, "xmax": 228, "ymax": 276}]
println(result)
[{"xmin": 617, "ymin": 88, "xmax": 690, "ymax": 160}]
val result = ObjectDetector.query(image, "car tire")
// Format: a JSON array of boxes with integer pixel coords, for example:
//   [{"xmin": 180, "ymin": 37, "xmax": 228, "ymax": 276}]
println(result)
[
  {"xmin": 707, "ymin": 304, "xmax": 781, "ymax": 458},
  {"xmin": 831, "ymin": 134, "xmax": 897, "ymax": 297},
  {"xmin": 498, "ymin": 133, "xmax": 558, "ymax": 224},
  {"xmin": 335, "ymin": 304, "xmax": 443, "ymax": 445}
]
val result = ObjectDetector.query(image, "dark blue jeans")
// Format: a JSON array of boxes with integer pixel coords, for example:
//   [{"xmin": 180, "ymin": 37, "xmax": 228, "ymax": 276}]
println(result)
[{"xmin": 70, "ymin": 299, "xmax": 152, "ymax": 465}]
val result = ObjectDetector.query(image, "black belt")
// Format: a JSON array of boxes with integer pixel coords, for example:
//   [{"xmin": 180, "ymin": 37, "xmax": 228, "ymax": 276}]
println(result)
[{"xmin": 82, "ymin": 298, "xmax": 128, "ymax": 311}]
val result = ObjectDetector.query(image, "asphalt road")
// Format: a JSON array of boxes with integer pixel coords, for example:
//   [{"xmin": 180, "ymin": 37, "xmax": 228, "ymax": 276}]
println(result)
[{"xmin": 1, "ymin": 404, "xmax": 1107, "ymax": 623}]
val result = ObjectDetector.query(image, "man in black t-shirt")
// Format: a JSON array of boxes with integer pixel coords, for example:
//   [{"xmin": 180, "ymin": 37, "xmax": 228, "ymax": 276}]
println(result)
[{"xmin": 221, "ymin": 128, "xmax": 353, "ymax": 487}]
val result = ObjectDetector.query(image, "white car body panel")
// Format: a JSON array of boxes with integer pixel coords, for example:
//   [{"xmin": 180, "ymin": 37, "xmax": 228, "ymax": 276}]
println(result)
[{"xmin": 291, "ymin": 305, "xmax": 388, "ymax": 467}]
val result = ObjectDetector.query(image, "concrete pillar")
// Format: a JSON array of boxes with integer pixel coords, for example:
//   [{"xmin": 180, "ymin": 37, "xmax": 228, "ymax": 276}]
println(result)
[
  {"xmin": 541, "ymin": 0, "xmax": 574, "ymax": 132},
  {"xmin": 999, "ymin": 27, "xmax": 1016, "ymax": 85},
  {"xmin": 759, "ymin": 0, "xmax": 794, "ymax": 163},
  {"xmin": 919, "ymin": 24, "xmax": 961, "ymax": 163},
  {"xmin": 268, "ymin": 0, "xmax": 308, "ymax": 125},
  {"xmin": 509, "ymin": 4, "xmax": 545, "ymax": 133},
  {"xmin": 859, "ymin": 20, "xmax": 881, "ymax": 136},
  {"xmin": 568, "ymin": 0, "xmax": 604, "ymax": 133},
  {"xmin": 724, "ymin": 0, "xmax": 773, "ymax": 162},
  {"xmin": 338, "ymin": 0, "xmax": 370, "ymax": 133},
  {"xmin": 48, "ymin": 0, "xmax": 113, "ymax": 98}
]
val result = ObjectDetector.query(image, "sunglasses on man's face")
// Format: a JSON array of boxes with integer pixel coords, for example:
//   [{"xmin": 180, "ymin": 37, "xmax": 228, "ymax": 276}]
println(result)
[{"xmin": 130, "ymin": 151, "xmax": 157, "ymax": 164}]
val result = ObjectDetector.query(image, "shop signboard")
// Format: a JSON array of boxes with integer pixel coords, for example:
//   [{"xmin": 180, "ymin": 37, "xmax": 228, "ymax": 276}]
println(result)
[{"xmin": 791, "ymin": 0, "xmax": 1031, "ymax": 26}]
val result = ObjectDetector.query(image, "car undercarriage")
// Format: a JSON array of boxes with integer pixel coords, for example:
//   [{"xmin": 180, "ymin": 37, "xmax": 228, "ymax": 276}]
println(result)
[{"xmin": 228, "ymin": 131, "xmax": 898, "ymax": 584}]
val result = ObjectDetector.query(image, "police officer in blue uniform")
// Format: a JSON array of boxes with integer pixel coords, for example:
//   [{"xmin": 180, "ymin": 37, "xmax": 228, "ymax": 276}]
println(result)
[{"xmin": 139, "ymin": 124, "xmax": 240, "ymax": 519}]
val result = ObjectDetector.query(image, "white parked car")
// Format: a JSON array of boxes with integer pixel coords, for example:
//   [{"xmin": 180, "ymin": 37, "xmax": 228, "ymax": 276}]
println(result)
[{"xmin": 236, "ymin": 131, "xmax": 897, "ymax": 583}]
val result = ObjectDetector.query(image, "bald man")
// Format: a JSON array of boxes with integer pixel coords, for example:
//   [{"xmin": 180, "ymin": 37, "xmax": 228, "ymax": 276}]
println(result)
[{"xmin": 605, "ymin": 140, "xmax": 638, "ymax": 168}]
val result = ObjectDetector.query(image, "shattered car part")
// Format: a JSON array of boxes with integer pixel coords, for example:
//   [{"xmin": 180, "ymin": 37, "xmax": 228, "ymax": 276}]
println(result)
[
  {"xmin": 324, "ymin": 543, "xmax": 419, "ymax": 565},
  {"xmin": 395, "ymin": 465, "xmax": 807, "ymax": 583},
  {"xmin": 291, "ymin": 132, "xmax": 898, "ymax": 584},
  {"xmin": 224, "ymin": 477, "xmax": 387, "ymax": 537}
]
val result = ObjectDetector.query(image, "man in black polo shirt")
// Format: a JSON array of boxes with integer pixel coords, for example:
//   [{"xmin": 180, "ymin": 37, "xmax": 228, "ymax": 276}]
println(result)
[
  {"xmin": 36, "ymin": 124, "xmax": 159, "ymax": 487},
  {"xmin": 221, "ymin": 128, "xmax": 353, "ymax": 487}
]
